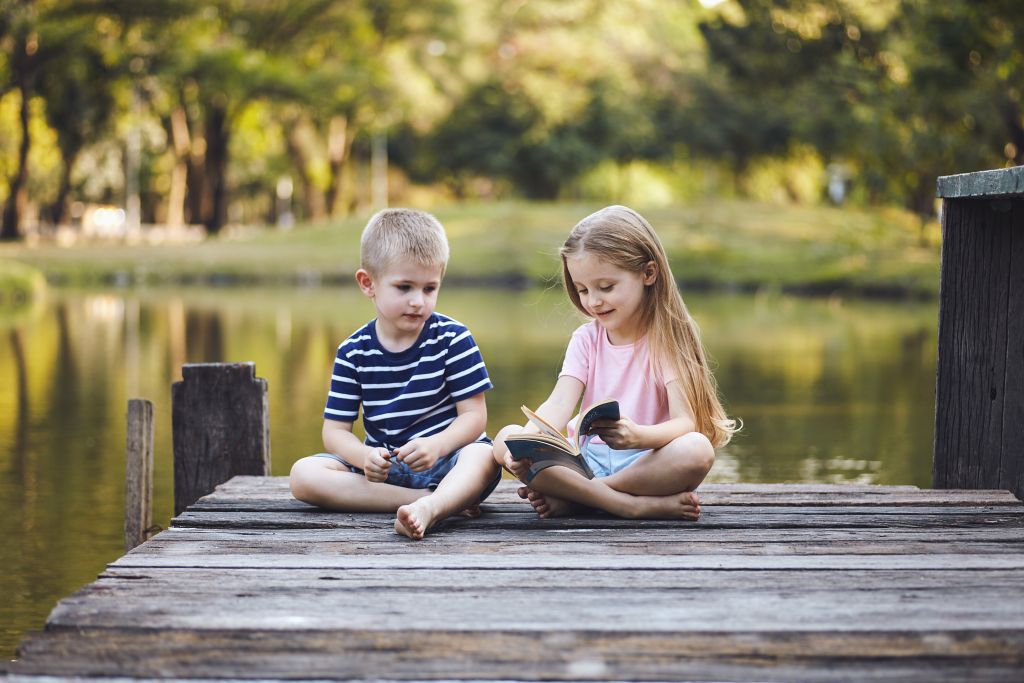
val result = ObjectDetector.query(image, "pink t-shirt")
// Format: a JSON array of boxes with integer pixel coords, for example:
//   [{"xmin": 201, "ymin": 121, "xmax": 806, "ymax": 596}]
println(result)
[{"xmin": 559, "ymin": 321, "xmax": 678, "ymax": 439}]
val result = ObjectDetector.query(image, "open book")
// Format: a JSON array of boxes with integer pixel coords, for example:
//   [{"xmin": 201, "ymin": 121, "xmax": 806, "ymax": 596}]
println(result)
[{"xmin": 504, "ymin": 399, "xmax": 619, "ymax": 481}]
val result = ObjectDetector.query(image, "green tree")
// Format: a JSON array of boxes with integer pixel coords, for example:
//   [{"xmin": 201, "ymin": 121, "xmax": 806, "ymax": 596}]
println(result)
[
  {"xmin": 1, "ymin": 0, "xmax": 43, "ymax": 240},
  {"xmin": 34, "ymin": 17, "xmax": 116, "ymax": 225}
]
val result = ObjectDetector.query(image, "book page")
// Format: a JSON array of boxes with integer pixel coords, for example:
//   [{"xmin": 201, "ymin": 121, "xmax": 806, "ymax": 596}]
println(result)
[
  {"xmin": 505, "ymin": 433, "xmax": 576, "ymax": 459},
  {"xmin": 520, "ymin": 405, "xmax": 570, "ymax": 447}
]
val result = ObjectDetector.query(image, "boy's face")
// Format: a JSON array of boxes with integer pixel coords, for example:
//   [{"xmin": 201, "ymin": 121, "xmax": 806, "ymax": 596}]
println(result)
[{"xmin": 356, "ymin": 261, "xmax": 444, "ymax": 342}]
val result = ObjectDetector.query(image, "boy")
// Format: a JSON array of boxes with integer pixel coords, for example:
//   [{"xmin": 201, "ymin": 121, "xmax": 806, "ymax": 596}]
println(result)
[{"xmin": 289, "ymin": 209, "xmax": 500, "ymax": 539}]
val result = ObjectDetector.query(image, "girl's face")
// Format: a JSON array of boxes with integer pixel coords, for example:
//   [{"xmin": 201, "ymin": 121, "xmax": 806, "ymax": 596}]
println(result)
[{"xmin": 565, "ymin": 251, "xmax": 656, "ymax": 345}]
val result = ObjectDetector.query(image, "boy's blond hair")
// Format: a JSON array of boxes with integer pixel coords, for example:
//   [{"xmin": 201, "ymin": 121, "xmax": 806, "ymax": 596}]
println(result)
[{"xmin": 360, "ymin": 209, "xmax": 449, "ymax": 276}]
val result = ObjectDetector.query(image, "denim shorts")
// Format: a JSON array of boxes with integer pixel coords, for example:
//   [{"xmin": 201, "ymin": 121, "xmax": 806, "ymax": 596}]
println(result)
[
  {"xmin": 313, "ymin": 439, "xmax": 500, "ymax": 501},
  {"xmin": 580, "ymin": 438, "xmax": 652, "ymax": 478}
]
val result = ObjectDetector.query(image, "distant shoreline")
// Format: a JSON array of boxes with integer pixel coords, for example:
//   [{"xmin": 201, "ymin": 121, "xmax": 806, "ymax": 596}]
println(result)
[
  {"xmin": 33, "ymin": 268, "xmax": 937, "ymax": 301},
  {"xmin": 1, "ymin": 200, "xmax": 942, "ymax": 301}
]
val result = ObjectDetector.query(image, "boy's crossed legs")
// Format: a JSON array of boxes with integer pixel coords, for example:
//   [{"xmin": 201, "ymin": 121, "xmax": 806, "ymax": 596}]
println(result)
[
  {"xmin": 496, "ymin": 426, "xmax": 713, "ymax": 520},
  {"xmin": 290, "ymin": 444, "xmax": 498, "ymax": 540},
  {"xmin": 394, "ymin": 443, "xmax": 496, "ymax": 539}
]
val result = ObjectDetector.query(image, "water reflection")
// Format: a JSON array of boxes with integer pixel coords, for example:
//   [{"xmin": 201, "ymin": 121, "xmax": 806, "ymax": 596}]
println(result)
[{"xmin": 0, "ymin": 286, "xmax": 938, "ymax": 658}]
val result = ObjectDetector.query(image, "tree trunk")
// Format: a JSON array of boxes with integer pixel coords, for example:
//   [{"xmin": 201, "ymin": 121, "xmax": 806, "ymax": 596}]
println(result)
[
  {"xmin": 325, "ymin": 115, "xmax": 352, "ymax": 217},
  {"xmin": 200, "ymin": 105, "xmax": 229, "ymax": 235},
  {"xmin": 1, "ymin": 82, "xmax": 31, "ymax": 241},
  {"xmin": 167, "ymin": 106, "xmax": 191, "ymax": 228},
  {"xmin": 285, "ymin": 124, "xmax": 326, "ymax": 222},
  {"xmin": 48, "ymin": 148, "xmax": 78, "ymax": 227}
]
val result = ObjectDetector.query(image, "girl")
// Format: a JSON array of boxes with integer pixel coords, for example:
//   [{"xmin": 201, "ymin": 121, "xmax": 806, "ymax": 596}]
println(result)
[{"xmin": 493, "ymin": 205, "xmax": 737, "ymax": 520}]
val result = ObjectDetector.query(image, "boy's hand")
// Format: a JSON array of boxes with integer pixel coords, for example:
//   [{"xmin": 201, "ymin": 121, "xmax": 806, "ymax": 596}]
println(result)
[
  {"xmin": 364, "ymin": 447, "xmax": 393, "ymax": 483},
  {"xmin": 591, "ymin": 416, "xmax": 644, "ymax": 450},
  {"xmin": 394, "ymin": 437, "xmax": 444, "ymax": 472},
  {"xmin": 504, "ymin": 452, "xmax": 531, "ymax": 480}
]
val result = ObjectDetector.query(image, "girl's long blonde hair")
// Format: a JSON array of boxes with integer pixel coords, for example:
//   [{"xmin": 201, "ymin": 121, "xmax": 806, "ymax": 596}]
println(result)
[{"xmin": 561, "ymin": 205, "xmax": 737, "ymax": 447}]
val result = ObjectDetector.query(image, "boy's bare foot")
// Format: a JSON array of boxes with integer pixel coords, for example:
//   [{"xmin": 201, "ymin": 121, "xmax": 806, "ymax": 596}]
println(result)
[
  {"xmin": 517, "ymin": 485, "xmax": 577, "ymax": 518},
  {"xmin": 459, "ymin": 503, "xmax": 482, "ymax": 518},
  {"xmin": 395, "ymin": 498, "xmax": 438, "ymax": 540}
]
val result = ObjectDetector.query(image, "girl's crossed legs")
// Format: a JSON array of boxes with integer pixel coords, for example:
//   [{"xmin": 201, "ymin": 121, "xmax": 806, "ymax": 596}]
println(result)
[{"xmin": 494, "ymin": 425, "xmax": 714, "ymax": 520}]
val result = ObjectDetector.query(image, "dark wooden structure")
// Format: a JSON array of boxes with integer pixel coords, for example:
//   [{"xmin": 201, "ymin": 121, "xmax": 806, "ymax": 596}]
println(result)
[
  {"xmin": 124, "ymin": 398, "xmax": 154, "ymax": 551},
  {"xmin": 172, "ymin": 362, "xmax": 271, "ymax": 515},
  {"xmin": 7, "ymin": 477, "xmax": 1024, "ymax": 682},
  {"xmin": 934, "ymin": 166, "xmax": 1024, "ymax": 501}
]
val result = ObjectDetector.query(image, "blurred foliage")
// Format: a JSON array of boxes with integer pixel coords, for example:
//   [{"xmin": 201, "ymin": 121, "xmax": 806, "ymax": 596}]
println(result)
[
  {"xmin": 0, "ymin": 258, "xmax": 45, "ymax": 318},
  {"xmin": 0, "ymin": 0, "xmax": 1021, "ymax": 238}
]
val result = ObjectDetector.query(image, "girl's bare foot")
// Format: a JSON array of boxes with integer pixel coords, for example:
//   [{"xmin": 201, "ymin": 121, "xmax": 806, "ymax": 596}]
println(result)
[
  {"xmin": 517, "ymin": 485, "xmax": 578, "ymax": 518},
  {"xmin": 395, "ymin": 498, "xmax": 438, "ymax": 540},
  {"xmin": 628, "ymin": 491, "xmax": 701, "ymax": 520}
]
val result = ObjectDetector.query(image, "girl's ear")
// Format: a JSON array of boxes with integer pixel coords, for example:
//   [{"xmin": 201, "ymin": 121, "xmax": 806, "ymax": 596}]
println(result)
[
  {"xmin": 642, "ymin": 260, "xmax": 658, "ymax": 286},
  {"xmin": 355, "ymin": 269, "xmax": 375, "ymax": 297}
]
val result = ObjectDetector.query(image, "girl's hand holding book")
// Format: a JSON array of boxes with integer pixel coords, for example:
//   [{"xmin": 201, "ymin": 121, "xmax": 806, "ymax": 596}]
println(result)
[
  {"xmin": 590, "ymin": 416, "xmax": 644, "ymax": 450},
  {"xmin": 504, "ymin": 452, "xmax": 532, "ymax": 479}
]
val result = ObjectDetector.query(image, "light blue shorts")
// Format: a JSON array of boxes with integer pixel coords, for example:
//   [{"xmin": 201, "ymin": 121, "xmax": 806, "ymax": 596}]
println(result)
[{"xmin": 580, "ymin": 439, "xmax": 652, "ymax": 478}]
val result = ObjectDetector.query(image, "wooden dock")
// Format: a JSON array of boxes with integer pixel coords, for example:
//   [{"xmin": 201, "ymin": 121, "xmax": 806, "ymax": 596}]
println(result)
[{"xmin": 6, "ymin": 477, "xmax": 1024, "ymax": 682}]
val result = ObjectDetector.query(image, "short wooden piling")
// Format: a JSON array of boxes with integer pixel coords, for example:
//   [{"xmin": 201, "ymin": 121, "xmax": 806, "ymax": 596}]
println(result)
[
  {"xmin": 124, "ymin": 398, "xmax": 154, "ymax": 551},
  {"xmin": 172, "ymin": 362, "xmax": 270, "ymax": 515},
  {"xmin": 934, "ymin": 166, "xmax": 1024, "ymax": 500}
]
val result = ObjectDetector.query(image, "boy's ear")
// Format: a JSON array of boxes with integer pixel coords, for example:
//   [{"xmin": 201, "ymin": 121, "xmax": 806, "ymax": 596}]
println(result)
[
  {"xmin": 642, "ymin": 260, "xmax": 658, "ymax": 286},
  {"xmin": 355, "ymin": 269, "xmax": 375, "ymax": 297}
]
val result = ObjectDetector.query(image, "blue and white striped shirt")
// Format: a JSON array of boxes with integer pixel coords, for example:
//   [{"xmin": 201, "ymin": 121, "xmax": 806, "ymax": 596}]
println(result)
[{"xmin": 324, "ymin": 313, "xmax": 492, "ymax": 449}]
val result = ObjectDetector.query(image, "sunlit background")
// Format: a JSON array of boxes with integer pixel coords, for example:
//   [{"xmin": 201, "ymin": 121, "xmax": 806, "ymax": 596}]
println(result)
[{"xmin": 2, "ymin": 0, "xmax": 1021, "ymax": 663}]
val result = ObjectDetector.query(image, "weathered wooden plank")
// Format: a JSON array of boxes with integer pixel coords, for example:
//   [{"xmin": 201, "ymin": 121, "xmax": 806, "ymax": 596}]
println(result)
[
  {"xmin": 190, "ymin": 490, "xmax": 1024, "ymax": 510},
  {"xmin": 935, "ymin": 198, "xmax": 1012, "ymax": 491},
  {"xmin": 43, "ymin": 580, "xmax": 1024, "ymax": 632},
  {"xmin": 1001, "ymin": 200, "xmax": 1024, "ymax": 501},
  {"xmin": 12, "ymin": 628, "xmax": 1024, "ymax": 682},
  {"xmin": 121, "ymin": 538, "xmax": 1024, "ymax": 558},
  {"xmin": 937, "ymin": 166, "xmax": 1024, "ymax": 198},
  {"xmin": 96, "ymin": 566, "xmax": 1024, "ymax": 591},
  {"xmin": 123, "ymin": 398, "xmax": 154, "ymax": 552},
  {"xmin": 172, "ymin": 363, "xmax": 271, "ymax": 516},
  {"xmin": 128, "ymin": 523, "xmax": 1024, "ymax": 557},
  {"xmin": 109, "ymin": 552, "xmax": 1024, "ymax": 571},
  {"xmin": 168, "ymin": 508, "xmax": 1024, "ymax": 533},
  {"xmin": 140, "ymin": 524, "xmax": 1024, "ymax": 548}
]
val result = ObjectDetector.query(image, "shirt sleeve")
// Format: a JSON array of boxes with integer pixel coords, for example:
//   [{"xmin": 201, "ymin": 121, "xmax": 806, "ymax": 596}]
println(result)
[
  {"xmin": 658, "ymin": 354, "xmax": 679, "ymax": 386},
  {"xmin": 559, "ymin": 324, "xmax": 591, "ymax": 383},
  {"xmin": 444, "ymin": 326, "xmax": 492, "ymax": 400},
  {"xmin": 323, "ymin": 346, "xmax": 361, "ymax": 422}
]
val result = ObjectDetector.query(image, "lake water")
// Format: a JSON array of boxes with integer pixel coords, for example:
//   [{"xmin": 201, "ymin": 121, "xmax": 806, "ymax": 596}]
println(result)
[{"xmin": 0, "ymin": 286, "xmax": 938, "ymax": 658}]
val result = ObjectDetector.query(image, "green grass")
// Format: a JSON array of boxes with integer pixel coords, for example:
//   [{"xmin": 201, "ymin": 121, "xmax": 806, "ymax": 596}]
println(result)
[
  {"xmin": 0, "ymin": 258, "xmax": 46, "ymax": 303},
  {"xmin": 0, "ymin": 258, "xmax": 47, "ymax": 327},
  {"xmin": 0, "ymin": 200, "xmax": 941, "ymax": 297}
]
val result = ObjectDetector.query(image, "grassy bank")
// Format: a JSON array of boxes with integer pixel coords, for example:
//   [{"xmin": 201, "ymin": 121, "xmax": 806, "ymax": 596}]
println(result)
[
  {"xmin": 0, "ymin": 259, "xmax": 46, "ymax": 306},
  {"xmin": 0, "ymin": 200, "xmax": 941, "ymax": 297}
]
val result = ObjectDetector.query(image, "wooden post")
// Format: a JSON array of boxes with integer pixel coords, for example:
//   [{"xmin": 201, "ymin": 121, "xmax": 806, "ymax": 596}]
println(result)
[
  {"xmin": 172, "ymin": 362, "xmax": 271, "ymax": 516},
  {"xmin": 934, "ymin": 166, "xmax": 1024, "ymax": 500},
  {"xmin": 125, "ymin": 398, "xmax": 154, "ymax": 551}
]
